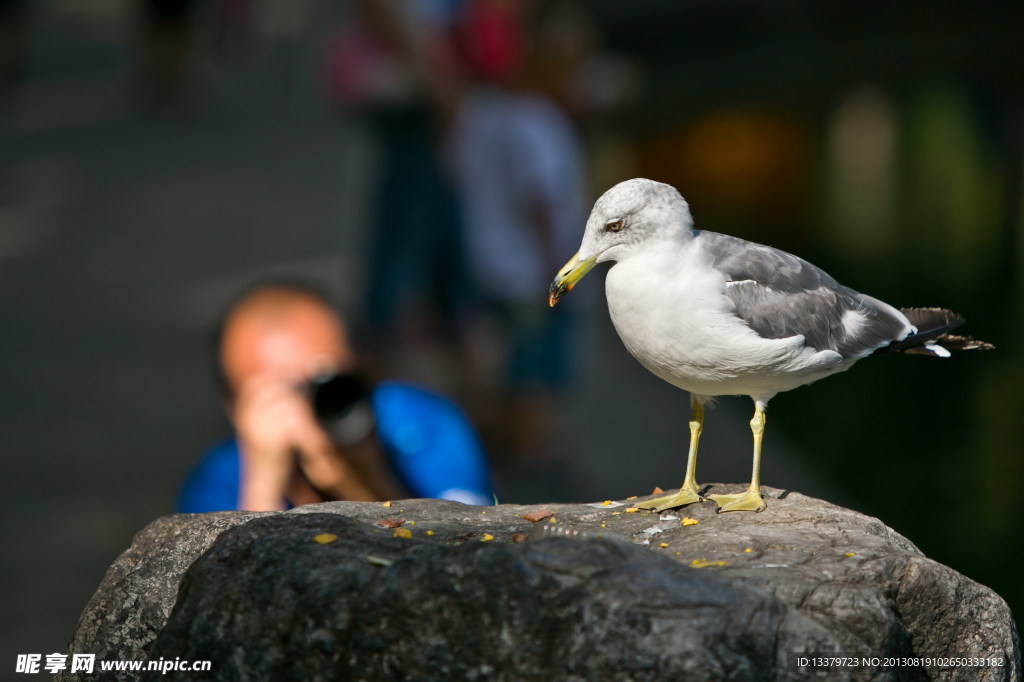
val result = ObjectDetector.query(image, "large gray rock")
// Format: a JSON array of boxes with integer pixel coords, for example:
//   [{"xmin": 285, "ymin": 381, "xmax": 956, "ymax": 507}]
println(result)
[{"xmin": 63, "ymin": 486, "xmax": 1020, "ymax": 681}]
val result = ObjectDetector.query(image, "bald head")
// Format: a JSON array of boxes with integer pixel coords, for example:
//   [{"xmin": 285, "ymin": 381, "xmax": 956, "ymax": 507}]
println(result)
[{"xmin": 217, "ymin": 284, "xmax": 356, "ymax": 400}]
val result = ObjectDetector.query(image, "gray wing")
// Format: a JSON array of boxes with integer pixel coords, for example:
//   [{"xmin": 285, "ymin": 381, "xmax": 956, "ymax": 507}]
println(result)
[{"xmin": 697, "ymin": 231, "xmax": 910, "ymax": 359}]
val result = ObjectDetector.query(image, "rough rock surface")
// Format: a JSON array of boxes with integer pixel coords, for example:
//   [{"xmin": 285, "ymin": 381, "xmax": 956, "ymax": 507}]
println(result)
[{"xmin": 63, "ymin": 486, "xmax": 1020, "ymax": 681}]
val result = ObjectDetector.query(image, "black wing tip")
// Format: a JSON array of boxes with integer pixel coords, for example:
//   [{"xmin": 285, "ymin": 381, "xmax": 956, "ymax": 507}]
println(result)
[
  {"xmin": 934, "ymin": 333, "xmax": 995, "ymax": 351},
  {"xmin": 880, "ymin": 308, "xmax": 994, "ymax": 356},
  {"xmin": 899, "ymin": 307, "xmax": 965, "ymax": 333}
]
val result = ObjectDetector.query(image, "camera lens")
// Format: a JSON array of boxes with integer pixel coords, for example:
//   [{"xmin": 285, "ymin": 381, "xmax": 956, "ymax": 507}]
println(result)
[
  {"xmin": 310, "ymin": 373, "xmax": 368, "ymax": 421},
  {"xmin": 309, "ymin": 373, "xmax": 374, "ymax": 446}
]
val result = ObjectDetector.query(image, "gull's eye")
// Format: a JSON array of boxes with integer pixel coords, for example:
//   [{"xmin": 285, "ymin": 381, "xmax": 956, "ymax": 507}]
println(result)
[{"xmin": 606, "ymin": 219, "xmax": 625, "ymax": 232}]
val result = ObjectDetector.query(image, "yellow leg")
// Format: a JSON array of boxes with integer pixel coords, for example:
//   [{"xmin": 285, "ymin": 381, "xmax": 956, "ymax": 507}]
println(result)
[
  {"xmin": 638, "ymin": 399, "xmax": 706, "ymax": 511},
  {"xmin": 709, "ymin": 401, "xmax": 767, "ymax": 513}
]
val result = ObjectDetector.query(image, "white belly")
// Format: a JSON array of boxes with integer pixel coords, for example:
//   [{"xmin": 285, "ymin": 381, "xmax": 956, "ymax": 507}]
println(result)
[{"xmin": 603, "ymin": 254, "xmax": 846, "ymax": 400}]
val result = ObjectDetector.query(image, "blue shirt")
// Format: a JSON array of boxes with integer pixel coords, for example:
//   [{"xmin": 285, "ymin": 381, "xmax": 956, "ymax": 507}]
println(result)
[{"xmin": 178, "ymin": 381, "xmax": 492, "ymax": 512}]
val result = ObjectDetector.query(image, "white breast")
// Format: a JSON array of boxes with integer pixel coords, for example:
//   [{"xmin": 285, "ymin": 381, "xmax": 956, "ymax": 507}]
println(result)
[{"xmin": 603, "ymin": 246, "xmax": 845, "ymax": 399}]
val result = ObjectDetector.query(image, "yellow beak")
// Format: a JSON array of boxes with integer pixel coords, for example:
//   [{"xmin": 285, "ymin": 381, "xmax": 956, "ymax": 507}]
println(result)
[{"xmin": 548, "ymin": 252, "xmax": 597, "ymax": 307}]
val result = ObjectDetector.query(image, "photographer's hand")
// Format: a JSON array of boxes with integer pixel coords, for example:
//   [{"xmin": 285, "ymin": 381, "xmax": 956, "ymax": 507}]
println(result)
[{"xmin": 233, "ymin": 374, "xmax": 376, "ymax": 510}]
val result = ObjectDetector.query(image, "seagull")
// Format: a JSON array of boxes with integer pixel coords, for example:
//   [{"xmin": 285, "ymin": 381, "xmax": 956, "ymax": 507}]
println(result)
[{"xmin": 548, "ymin": 178, "xmax": 992, "ymax": 512}]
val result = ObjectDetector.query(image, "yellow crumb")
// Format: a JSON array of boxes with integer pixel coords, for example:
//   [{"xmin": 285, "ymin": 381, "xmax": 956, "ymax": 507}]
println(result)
[
  {"xmin": 680, "ymin": 517, "xmax": 699, "ymax": 526},
  {"xmin": 601, "ymin": 500, "xmax": 612, "ymax": 506},
  {"xmin": 744, "ymin": 548, "xmax": 753, "ymax": 553},
  {"xmin": 408, "ymin": 521, "xmax": 416, "ymax": 525},
  {"xmin": 844, "ymin": 552, "xmax": 855, "ymax": 557},
  {"xmin": 625, "ymin": 507, "xmax": 640, "ymax": 513},
  {"xmin": 690, "ymin": 558, "xmax": 731, "ymax": 568},
  {"xmin": 312, "ymin": 533, "xmax": 338, "ymax": 544},
  {"xmin": 393, "ymin": 528, "xmax": 412, "ymax": 539},
  {"xmin": 481, "ymin": 533, "xmax": 495, "ymax": 542},
  {"xmin": 549, "ymin": 517, "xmax": 557, "ymax": 524},
  {"xmin": 659, "ymin": 542, "xmax": 670, "ymax": 548},
  {"xmin": 425, "ymin": 530, "xmax": 435, "ymax": 536},
  {"xmin": 382, "ymin": 501, "xmax": 392, "ymax": 507},
  {"xmin": 600, "ymin": 523, "xmax": 607, "ymax": 528}
]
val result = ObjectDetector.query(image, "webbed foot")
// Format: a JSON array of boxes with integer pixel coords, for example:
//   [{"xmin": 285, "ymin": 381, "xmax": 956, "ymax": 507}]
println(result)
[
  {"xmin": 637, "ymin": 485, "xmax": 704, "ymax": 512},
  {"xmin": 708, "ymin": 489, "xmax": 766, "ymax": 513}
]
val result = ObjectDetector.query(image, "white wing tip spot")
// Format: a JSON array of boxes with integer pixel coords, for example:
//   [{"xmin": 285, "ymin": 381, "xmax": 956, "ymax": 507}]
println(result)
[{"xmin": 840, "ymin": 309, "xmax": 868, "ymax": 338}]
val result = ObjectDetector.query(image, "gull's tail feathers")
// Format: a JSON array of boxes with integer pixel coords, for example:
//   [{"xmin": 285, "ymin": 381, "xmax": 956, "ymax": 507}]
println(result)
[{"xmin": 876, "ymin": 307, "xmax": 994, "ymax": 357}]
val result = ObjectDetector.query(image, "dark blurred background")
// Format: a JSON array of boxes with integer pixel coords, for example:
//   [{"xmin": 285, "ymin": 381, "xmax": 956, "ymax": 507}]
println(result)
[{"xmin": 2, "ymin": 0, "xmax": 1021, "ymax": 662}]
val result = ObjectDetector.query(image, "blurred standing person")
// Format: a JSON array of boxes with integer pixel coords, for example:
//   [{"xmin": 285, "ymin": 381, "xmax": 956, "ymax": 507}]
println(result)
[
  {"xmin": 325, "ymin": 0, "xmax": 469, "ymax": 389},
  {"xmin": 449, "ymin": 0, "xmax": 591, "ymax": 498}
]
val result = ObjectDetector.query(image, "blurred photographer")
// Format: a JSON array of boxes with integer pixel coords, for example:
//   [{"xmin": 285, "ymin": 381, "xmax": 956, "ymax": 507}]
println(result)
[{"xmin": 178, "ymin": 281, "xmax": 492, "ymax": 512}]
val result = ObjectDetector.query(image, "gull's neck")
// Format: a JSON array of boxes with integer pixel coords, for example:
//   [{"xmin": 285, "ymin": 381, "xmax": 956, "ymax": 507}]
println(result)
[{"xmin": 638, "ymin": 221, "xmax": 694, "ymax": 258}]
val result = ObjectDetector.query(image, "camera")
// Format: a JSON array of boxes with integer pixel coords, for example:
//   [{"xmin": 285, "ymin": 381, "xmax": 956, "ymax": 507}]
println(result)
[{"xmin": 307, "ymin": 372, "xmax": 375, "ymax": 447}]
